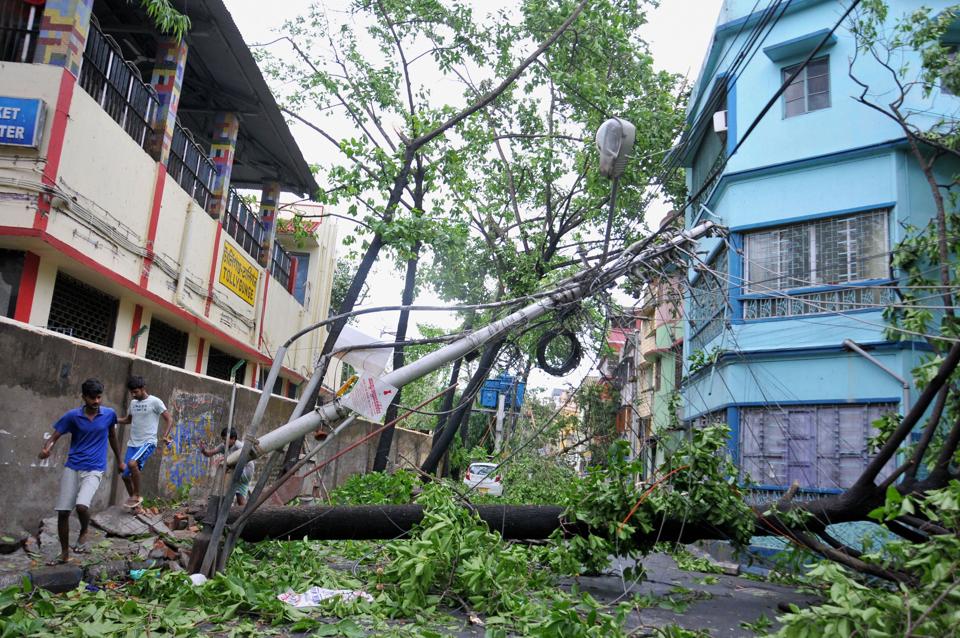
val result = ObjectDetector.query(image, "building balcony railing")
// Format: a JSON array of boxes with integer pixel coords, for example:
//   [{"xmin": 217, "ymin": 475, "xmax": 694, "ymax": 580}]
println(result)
[
  {"xmin": 0, "ymin": 0, "xmax": 39, "ymax": 63},
  {"xmin": 79, "ymin": 18, "xmax": 159, "ymax": 151},
  {"xmin": 222, "ymin": 188, "xmax": 265, "ymax": 263},
  {"xmin": 270, "ymin": 241, "xmax": 292, "ymax": 290},
  {"xmin": 741, "ymin": 282, "xmax": 897, "ymax": 320},
  {"xmin": 167, "ymin": 122, "xmax": 216, "ymax": 210}
]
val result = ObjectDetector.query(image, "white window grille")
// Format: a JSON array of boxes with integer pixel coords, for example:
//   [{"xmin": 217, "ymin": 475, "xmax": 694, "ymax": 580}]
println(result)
[{"xmin": 743, "ymin": 210, "xmax": 892, "ymax": 319}]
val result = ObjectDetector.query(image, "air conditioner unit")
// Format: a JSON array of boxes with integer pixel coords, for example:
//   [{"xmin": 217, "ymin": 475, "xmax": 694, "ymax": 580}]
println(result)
[{"xmin": 713, "ymin": 110, "xmax": 728, "ymax": 134}]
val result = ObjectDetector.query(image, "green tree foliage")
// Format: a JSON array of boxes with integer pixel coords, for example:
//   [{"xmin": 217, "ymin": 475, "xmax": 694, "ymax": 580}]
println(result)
[
  {"xmin": 578, "ymin": 381, "xmax": 621, "ymax": 466},
  {"xmin": 422, "ymin": 0, "xmax": 688, "ymax": 360},
  {"xmin": 328, "ymin": 259, "xmax": 368, "ymax": 320},
  {"xmin": 774, "ymin": 482, "xmax": 960, "ymax": 637},
  {"xmin": 556, "ymin": 426, "xmax": 754, "ymax": 574},
  {"xmin": 328, "ymin": 469, "xmax": 419, "ymax": 505},
  {"xmin": 136, "ymin": 0, "xmax": 191, "ymax": 40}
]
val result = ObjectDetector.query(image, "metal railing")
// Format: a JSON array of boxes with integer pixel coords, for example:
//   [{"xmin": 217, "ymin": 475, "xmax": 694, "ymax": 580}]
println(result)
[
  {"xmin": 222, "ymin": 188, "xmax": 265, "ymax": 263},
  {"xmin": 270, "ymin": 241, "xmax": 292, "ymax": 290},
  {"xmin": 168, "ymin": 122, "xmax": 216, "ymax": 210},
  {"xmin": 0, "ymin": 0, "xmax": 39, "ymax": 63},
  {"xmin": 78, "ymin": 18, "xmax": 159, "ymax": 150}
]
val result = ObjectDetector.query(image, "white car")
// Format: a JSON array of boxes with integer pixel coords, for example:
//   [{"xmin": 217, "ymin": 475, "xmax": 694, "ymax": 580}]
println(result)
[{"xmin": 463, "ymin": 462, "xmax": 503, "ymax": 496}]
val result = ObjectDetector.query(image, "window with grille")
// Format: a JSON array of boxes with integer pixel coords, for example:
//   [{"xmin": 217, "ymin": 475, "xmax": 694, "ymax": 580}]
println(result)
[
  {"xmin": 206, "ymin": 346, "xmax": 245, "ymax": 382},
  {"xmin": 783, "ymin": 56, "xmax": 830, "ymax": 117},
  {"xmin": 145, "ymin": 318, "xmax": 188, "ymax": 368},
  {"xmin": 740, "ymin": 403, "xmax": 897, "ymax": 489},
  {"xmin": 286, "ymin": 382, "xmax": 299, "ymax": 400},
  {"xmin": 47, "ymin": 272, "xmax": 118, "ymax": 346},
  {"xmin": 0, "ymin": 0, "xmax": 39, "ymax": 63},
  {"xmin": 743, "ymin": 210, "xmax": 892, "ymax": 319},
  {"xmin": 688, "ymin": 249, "xmax": 727, "ymax": 352},
  {"xmin": 610, "ymin": 314, "xmax": 636, "ymax": 330},
  {"xmin": 0, "ymin": 249, "xmax": 24, "ymax": 318}
]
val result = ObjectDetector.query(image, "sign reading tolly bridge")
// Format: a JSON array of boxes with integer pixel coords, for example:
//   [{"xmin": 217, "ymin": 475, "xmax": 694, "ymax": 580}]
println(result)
[
  {"xmin": 219, "ymin": 243, "xmax": 259, "ymax": 305},
  {"xmin": 0, "ymin": 97, "xmax": 45, "ymax": 148}
]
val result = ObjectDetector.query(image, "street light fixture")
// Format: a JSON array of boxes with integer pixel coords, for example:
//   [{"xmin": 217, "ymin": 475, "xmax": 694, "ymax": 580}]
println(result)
[
  {"xmin": 595, "ymin": 117, "xmax": 636, "ymax": 263},
  {"xmin": 596, "ymin": 117, "xmax": 636, "ymax": 179}
]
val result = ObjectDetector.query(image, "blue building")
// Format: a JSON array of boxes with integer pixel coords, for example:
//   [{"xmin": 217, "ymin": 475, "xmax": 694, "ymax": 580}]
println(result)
[{"xmin": 680, "ymin": 0, "xmax": 958, "ymax": 495}]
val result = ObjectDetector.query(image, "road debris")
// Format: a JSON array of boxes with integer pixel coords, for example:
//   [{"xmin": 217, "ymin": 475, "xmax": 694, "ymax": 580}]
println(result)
[{"xmin": 278, "ymin": 586, "xmax": 375, "ymax": 607}]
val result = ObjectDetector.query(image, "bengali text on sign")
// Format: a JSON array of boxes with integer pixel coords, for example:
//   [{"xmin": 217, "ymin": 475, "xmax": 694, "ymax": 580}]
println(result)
[{"xmin": 218, "ymin": 242, "xmax": 259, "ymax": 306}]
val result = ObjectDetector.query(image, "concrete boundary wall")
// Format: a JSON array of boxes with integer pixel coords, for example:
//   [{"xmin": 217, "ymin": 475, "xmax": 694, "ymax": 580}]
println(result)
[{"xmin": 0, "ymin": 317, "xmax": 432, "ymax": 531}]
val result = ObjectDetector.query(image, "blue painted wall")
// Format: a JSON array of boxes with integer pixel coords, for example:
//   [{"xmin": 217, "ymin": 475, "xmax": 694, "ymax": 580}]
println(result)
[{"xmin": 679, "ymin": 0, "xmax": 957, "ymax": 489}]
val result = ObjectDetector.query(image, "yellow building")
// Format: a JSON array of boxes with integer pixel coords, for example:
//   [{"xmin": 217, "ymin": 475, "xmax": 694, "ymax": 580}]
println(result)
[{"xmin": 0, "ymin": 0, "xmax": 337, "ymax": 395}]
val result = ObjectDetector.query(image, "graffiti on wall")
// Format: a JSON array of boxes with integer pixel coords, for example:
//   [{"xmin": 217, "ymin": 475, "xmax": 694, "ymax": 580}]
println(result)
[{"xmin": 159, "ymin": 390, "xmax": 226, "ymax": 496}]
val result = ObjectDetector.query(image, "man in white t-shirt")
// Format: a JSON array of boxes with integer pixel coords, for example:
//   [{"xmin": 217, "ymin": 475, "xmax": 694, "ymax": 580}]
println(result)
[{"xmin": 117, "ymin": 376, "xmax": 173, "ymax": 508}]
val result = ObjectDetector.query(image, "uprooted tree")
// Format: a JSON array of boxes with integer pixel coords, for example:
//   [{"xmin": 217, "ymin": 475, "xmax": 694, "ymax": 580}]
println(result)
[
  {"xmin": 239, "ymin": 0, "xmax": 957, "ymax": 601},
  {"xmin": 189, "ymin": 7, "xmax": 960, "ymax": 633}
]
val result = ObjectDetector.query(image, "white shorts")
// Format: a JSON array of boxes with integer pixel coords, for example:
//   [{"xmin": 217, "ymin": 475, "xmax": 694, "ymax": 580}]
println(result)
[{"xmin": 55, "ymin": 468, "xmax": 104, "ymax": 511}]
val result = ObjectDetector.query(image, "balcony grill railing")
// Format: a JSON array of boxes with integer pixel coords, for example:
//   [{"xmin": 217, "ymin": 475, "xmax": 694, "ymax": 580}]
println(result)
[
  {"xmin": 222, "ymin": 188, "xmax": 265, "ymax": 263},
  {"xmin": 167, "ymin": 122, "xmax": 216, "ymax": 210},
  {"xmin": 78, "ymin": 18, "xmax": 159, "ymax": 150},
  {"xmin": 270, "ymin": 241, "xmax": 292, "ymax": 290},
  {"xmin": 0, "ymin": 0, "xmax": 39, "ymax": 63}
]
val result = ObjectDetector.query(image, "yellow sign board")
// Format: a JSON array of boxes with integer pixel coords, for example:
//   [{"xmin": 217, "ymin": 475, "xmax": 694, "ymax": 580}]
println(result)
[{"xmin": 218, "ymin": 242, "xmax": 259, "ymax": 306}]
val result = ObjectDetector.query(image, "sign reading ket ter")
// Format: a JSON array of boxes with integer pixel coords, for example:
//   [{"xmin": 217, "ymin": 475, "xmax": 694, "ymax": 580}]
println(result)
[{"xmin": 0, "ymin": 97, "xmax": 46, "ymax": 148}]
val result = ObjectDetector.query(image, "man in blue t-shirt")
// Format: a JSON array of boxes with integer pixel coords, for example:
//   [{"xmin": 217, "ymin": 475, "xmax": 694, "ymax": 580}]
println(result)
[{"xmin": 38, "ymin": 378, "xmax": 125, "ymax": 564}]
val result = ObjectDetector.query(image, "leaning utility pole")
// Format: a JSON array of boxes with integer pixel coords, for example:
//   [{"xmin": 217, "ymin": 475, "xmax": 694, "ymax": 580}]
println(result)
[{"xmin": 190, "ymin": 220, "xmax": 720, "ymax": 574}]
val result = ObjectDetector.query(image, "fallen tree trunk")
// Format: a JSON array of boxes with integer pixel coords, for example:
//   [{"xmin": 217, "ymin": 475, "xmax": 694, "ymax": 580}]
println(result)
[
  {"xmin": 231, "ymin": 504, "xmax": 735, "ymax": 545},
  {"xmin": 234, "ymin": 505, "xmax": 569, "ymax": 542}
]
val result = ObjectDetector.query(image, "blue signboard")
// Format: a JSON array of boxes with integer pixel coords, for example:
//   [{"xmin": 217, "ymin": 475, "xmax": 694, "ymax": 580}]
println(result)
[{"xmin": 0, "ymin": 97, "xmax": 45, "ymax": 148}]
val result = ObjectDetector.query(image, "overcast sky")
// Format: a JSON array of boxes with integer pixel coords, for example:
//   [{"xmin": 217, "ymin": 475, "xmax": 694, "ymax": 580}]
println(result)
[{"xmin": 224, "ymin": 0, "xmax": 724, "ymax": 392}]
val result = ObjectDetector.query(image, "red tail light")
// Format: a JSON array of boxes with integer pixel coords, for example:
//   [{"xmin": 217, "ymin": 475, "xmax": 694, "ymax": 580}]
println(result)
[
  {"xmin": 465, "ymin": 472, "xmax": 471, "ymax": 480},
  {"xmin": 494, "ymin": 475, "xmax": 501, "ymax": 483}
]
